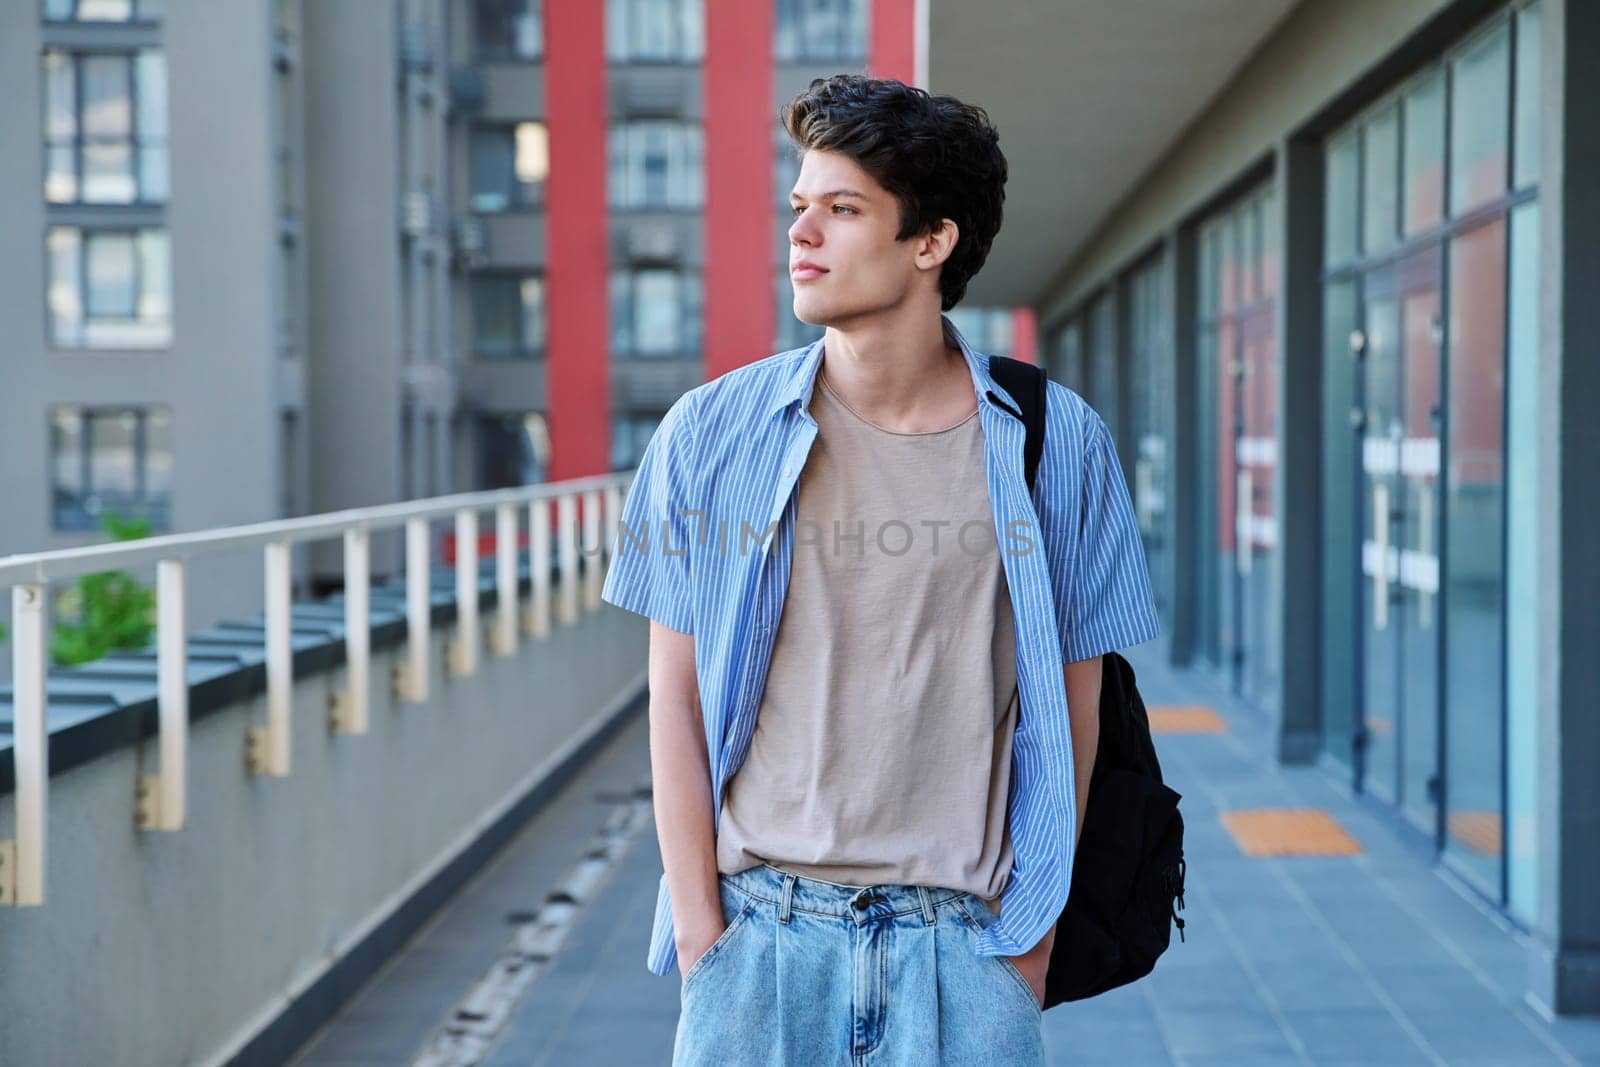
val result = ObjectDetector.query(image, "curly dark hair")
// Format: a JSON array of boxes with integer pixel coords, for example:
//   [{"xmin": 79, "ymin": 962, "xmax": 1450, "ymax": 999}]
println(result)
[{"xmin": 780, "ymin": 74, "xmax": 1007, "ymax": 311}]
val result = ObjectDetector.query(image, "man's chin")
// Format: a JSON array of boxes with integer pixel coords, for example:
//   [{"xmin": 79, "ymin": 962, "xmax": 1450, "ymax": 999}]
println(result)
[{"xmin": 791, "ymin": 297, "xmax": 849, "ymax": 330}]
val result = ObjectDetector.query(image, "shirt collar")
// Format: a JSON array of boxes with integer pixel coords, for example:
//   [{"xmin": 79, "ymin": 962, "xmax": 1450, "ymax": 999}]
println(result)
[{"xmin": 767, "ymin": 312, "xmax": 1014, "ymax": 418}]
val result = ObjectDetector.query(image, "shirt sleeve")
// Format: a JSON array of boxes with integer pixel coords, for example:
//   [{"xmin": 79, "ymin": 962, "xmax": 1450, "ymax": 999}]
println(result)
[
  {"xmin": 1059, "ymin": 412, "xmax": 1161, "ymax": 663},
  {"xmin": 600, "ymin": 390, "xmax": 697, "ymax": 636}
]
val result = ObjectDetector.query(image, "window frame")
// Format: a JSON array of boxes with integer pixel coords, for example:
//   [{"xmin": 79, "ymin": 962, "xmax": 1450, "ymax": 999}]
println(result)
[
  {"xmin": 42, "ymin": 0, "xmax": 162, "ymax": 24},
  {"xmin": 470, "ymin": 121, "xmax": 547, "ymax": 213},
  {"xmin": 608, "ymin": 120, "xmax": 703, "ymax": 211},
  {"xmin": 46, "ymin": 224, "xmax": 173, "ymax": 351},
  {"xmin": 611, "ymin": 267, "xmax": 702, "ymax": 358},
  {"xmin": 474, "ymin": 0, "xmax": 543, "ymax": 62},
  {"xmin": 471, "ymin": 271, "xmax": 546, "ymax": 360},
  {"xmin": 42, "ymin": 47, "xmax": 169, "ymax": 207},
  {"xmin": 49, "ymin": 404, "xmax": 173, "ymax": 533}
]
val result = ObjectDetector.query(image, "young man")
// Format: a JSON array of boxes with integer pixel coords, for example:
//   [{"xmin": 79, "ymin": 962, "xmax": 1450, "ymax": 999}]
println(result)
[{"xmin": 601, "ymin": 74, "xmax": 1160, "ymax": 1064}]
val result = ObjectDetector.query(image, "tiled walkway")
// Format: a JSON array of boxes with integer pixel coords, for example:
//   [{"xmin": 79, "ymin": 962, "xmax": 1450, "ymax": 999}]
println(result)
[{"xmin": 291, "ymin": 642, "xmax": 1600, "ymax": 1065}]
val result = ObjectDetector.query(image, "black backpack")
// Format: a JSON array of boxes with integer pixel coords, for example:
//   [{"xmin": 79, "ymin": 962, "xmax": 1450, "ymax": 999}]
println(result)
[{"xmin": 987, "ymin": 356, "xmax": 1188, "ymax": 1009}]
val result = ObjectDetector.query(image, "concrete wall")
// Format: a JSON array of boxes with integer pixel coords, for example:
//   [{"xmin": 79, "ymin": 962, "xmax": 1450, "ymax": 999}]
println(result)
[
  {"xmin": 0, "ymin": 598, "xmax": 648, "ymax": 1066},
  {"xmin": 303, "ymin": 0, "xmax": 408, "ymax": 581}
]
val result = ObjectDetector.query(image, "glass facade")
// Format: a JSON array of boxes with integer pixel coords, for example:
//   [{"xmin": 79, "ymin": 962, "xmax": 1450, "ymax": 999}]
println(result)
[
  {"xmin": 1318, "ymin": 3, "xmax": 1540, "ymax": 905},
  {"xmin": 1195, "ymin": 181, "xmax": 1280, "ymax": 710},
  {"xmin": 944, "ymin": 307, "xmax": 1015, "ymax": 358},
  {"xmin": 50, "ymin": 405, "xmax": 172, "ymax": 532},
  {"xmin": 1085, "ymin": 291, "xmax": 1118, "ymax": 435},
  {"xmin": 1049, "ymin": 320, "xmax": 1084, "ymax": 396},
  {"xmin": 1127, "ymin": 256, "xmax": 1173, "ymax": 631}
]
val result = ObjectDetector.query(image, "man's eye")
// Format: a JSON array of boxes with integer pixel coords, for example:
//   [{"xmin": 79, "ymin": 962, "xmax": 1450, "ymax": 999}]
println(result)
[{"xmin": 833, "ymin": 205, "xmax": 856, "ymax": 214}]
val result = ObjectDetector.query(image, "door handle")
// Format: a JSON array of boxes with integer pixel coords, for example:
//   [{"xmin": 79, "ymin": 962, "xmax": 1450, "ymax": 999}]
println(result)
[
  {"xmin": 1236, "ymin": 469, "xmax": 1253, "ymax": 576},
  {"xmin": 1373, "ymin": 482, "xmax": 1389, "ymax": 631}
]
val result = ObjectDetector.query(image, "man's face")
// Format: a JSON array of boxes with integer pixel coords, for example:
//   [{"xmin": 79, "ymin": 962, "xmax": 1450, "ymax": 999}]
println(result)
[{"xmin": 787, "ymin": 148, "xmax": 946, "ymax": 327}]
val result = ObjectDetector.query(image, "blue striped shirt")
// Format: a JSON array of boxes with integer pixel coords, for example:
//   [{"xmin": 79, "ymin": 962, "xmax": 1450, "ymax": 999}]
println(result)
[{"xmin": 601, "ymin": 313, "xmax": 1161, "ymax": 977}]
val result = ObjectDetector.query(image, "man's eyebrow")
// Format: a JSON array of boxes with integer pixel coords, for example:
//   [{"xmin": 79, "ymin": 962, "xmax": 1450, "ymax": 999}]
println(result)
[{"xmin": 788, "ymin": 188, "xmax": 870, "ymax": 202}]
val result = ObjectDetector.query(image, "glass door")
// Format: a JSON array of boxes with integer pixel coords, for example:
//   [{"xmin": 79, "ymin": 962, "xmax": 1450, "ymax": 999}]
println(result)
[{"xmin": 1356, "ymin": 246, "xmax": 1443, "ymax": 834}]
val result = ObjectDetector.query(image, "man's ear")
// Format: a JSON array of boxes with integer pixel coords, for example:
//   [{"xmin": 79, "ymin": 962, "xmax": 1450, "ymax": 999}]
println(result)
[{"xmin": 916, "ymin": 218, "xmax": 959, "ymax": 271}]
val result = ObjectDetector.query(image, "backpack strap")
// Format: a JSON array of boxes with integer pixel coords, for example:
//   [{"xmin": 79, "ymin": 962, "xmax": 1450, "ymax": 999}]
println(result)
[{"xmin": 985, "ymin": 355, "xmax": 1047, "ymax": 493}]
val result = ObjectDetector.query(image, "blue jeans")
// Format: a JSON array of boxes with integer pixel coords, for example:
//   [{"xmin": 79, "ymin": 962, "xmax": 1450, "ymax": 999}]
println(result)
[{"xmin": 673, "ymin": 863, "xmax": 1045, "ymax": 1066}]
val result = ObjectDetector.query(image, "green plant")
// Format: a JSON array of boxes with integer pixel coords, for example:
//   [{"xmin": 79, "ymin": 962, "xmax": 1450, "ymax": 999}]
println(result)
[{"xmin": 50, "ymin": 513, "xmax": 157, "ymax": 667}]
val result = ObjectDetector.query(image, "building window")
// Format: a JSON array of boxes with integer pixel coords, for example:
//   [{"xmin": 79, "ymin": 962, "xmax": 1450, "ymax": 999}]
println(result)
[
  {"xmin": 611, "ymin": 268, "xmax": 701, "ymax": 357},
  {"xmin": 611, "ymin": 413, "xmax": 663, "ymax": 471},
  {"xmin": 51, "ymin": 405, "xmax": 172, "ymax": 532},
  {"xmin": 473, "ymin": 274, "xmax": 545, "ymax": 359},
  {"xmin": 775, "ymin": 0, "xmax": 866, "ymax": 63},
  {"xmin": 475, "ymin": 412, "xmax": 548, "ymax": 489},
  {"xmin": 475, "ymin": 0, "xmax": 541, "ymax": 61},
  {"xmin": 43, "ymin": 49, "xmax": 169, "ymax": 205},
  {"xmin": 471, "ymin": 122, "xmax": 547, "ymax": 212},
  {"xmin": 43, "ymin": 0, "xmax": 162, "ymax": 22},
  {"xmin": 47, "ymin": 226, "xmax": 172, "ymax": 348},
  {"xmin": 606, "ymin": 0, "xmax": 702, "ymax": 62},
  {"xmin": 609, "ymin": 121, "xmax": 702, "ymax": 210}
]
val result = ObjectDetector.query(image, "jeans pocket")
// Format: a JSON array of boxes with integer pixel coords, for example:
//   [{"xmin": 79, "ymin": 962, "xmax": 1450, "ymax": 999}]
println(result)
[
  {"xmin": 681, "ymin": 885, "xmax": 755, "ymax": 994},
  {"xmin": 954, "ymin": 893, "xmax": 1043, "ymax": 1018}
]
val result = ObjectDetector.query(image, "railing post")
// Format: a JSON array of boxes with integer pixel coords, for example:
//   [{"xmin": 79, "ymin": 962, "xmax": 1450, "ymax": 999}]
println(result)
[
  {"xmin": 395, "ymin": 517, "xmax": 430, "ymax": 702},
  {"xmin": 332, "ymin": 528, "xmax": 370, "ymax": 734},
  {"xmin": 525, "ymin": 497, "xmax": 551, "ymax": 640},
  {"xmin": 557, "ymin": 493, "xmax": 578, "ymax": 626},
  {"xmin": 603, "ymin": 484, "xmax": 622, "ymax": 569},
  {"xmin": 450, "ymin": 509, "xmax": 479, "ymax": 676},
  {"xmin": 493, "ymin": 503, "xmax": 518, "ymax": 656},
  {"xmin": 582, "ymin": 489, "xmax": 603, "ymax": 612},
  {"xmin": 250, "ymin": 541, "xmax": 293, "ymax": 777},
  {"xmin": 2, "ymin": 584, "xmax": 48, "ymax": 905},
  {"xmin": 138, "ymin": 561, "xmax": 187, "ymax": 830}
]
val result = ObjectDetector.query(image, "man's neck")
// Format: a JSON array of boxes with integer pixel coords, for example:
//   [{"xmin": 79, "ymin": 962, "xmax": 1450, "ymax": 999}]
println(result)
[{"xmin": 818, "ymin": 312, "xmax": 976, "ymax": 434}]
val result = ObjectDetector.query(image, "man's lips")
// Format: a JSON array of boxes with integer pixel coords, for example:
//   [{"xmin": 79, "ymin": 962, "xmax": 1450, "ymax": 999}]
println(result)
[{"xmin": 791, "ymin": 264, "xmax": 828, "ymax": 279}]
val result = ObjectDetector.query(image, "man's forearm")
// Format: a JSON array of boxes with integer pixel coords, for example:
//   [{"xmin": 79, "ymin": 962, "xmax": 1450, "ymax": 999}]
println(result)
[
  {"xmin": 649, "ymin": 692, "xmax": 722, "ymax": 943},
  {"xmin": 1064, "ymin": 656, "xmax": 1103, "ymax": 850},
  {"xmin": 1004, "ymin": 657, "xmax": 1103, "ymax": 976}
]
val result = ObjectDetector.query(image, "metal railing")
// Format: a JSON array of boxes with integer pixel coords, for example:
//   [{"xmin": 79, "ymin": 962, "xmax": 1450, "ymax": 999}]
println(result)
[{"xmin": 0, "ymin": 473, "xmax": 632, "ymax": 907}]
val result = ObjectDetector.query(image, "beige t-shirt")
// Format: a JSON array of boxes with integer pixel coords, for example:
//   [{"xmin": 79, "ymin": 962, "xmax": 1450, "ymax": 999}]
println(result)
[{"xmin": 715, "ymin": 366, "xmax": 1020, "ymax": 901}]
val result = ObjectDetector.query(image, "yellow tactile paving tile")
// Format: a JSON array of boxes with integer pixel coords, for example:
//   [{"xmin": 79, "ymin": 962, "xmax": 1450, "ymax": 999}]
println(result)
[
  {"xmin": 1220, "ymin": 809, "xmax": 1363, "ymax": 857},
  {"xmin": 1147, "ymin": 705, "xmax": 1227, "ymax": 734},
  {"xmin": 1448, "ymin": 811, "xmax": 1503, "ymax": 856}
]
